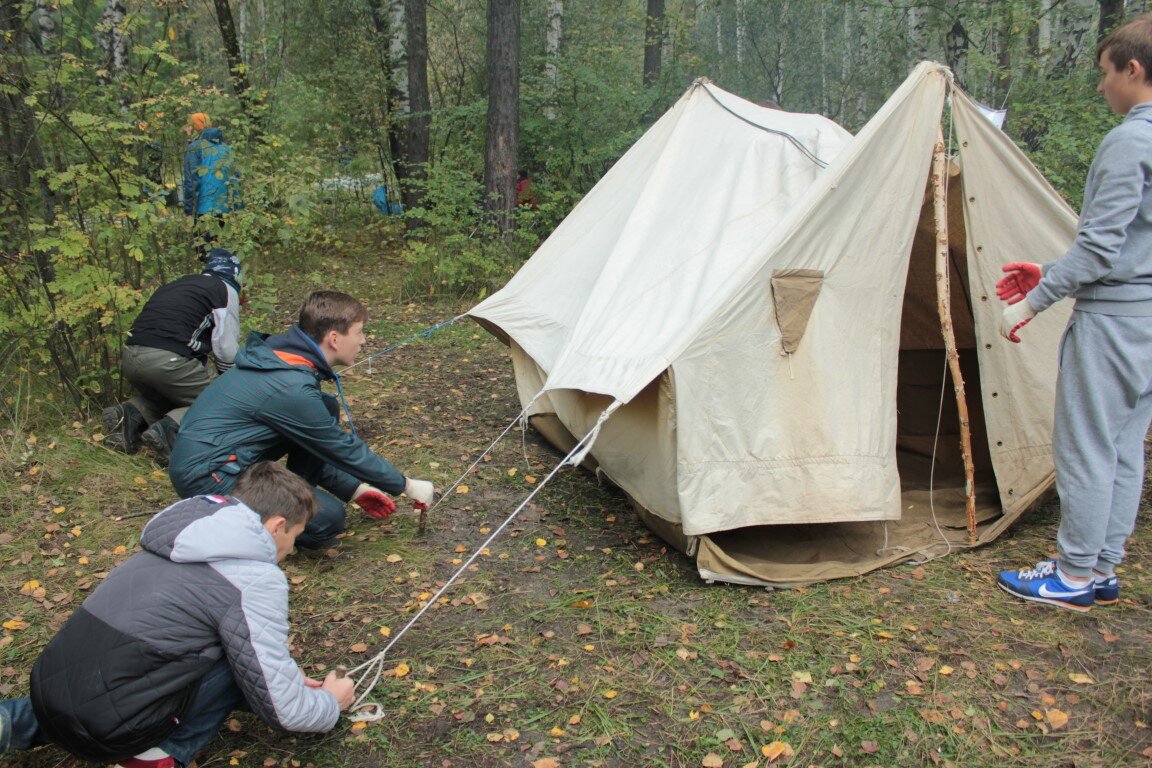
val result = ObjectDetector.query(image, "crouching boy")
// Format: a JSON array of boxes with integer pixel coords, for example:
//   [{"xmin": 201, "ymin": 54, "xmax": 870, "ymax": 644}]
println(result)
[{"xmin": 0, "ymin": 462, "xmax": 355, "ymax": 767}]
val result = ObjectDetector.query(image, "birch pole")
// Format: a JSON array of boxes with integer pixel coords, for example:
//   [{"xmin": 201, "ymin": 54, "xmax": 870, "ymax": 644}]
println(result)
[{"xmin": 932, "ymin": 127, "xmax": 977, "ymax": 542}]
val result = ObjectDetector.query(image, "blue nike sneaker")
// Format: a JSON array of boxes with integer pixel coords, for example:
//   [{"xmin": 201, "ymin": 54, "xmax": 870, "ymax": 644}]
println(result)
[
  {"xmin": 1031, "ymin": 559, "xmax": 1120, "ymax": 605},
  {"xmin": 997, "ymin": 560, "xmax": 1094, "ymax": 613},
  {"xmin": 1093, "ymin": 572, "xmax": 1120, "ymax": 605}
]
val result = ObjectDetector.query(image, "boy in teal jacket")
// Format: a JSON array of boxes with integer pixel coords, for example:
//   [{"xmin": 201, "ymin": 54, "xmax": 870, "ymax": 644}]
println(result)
[{"xmin": 169, "ymin": 291, "xmax": 435, "ymax": 551}]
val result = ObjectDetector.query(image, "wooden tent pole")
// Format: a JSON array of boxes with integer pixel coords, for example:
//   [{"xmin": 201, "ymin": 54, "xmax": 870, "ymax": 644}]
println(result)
[{"xmin": 931, "ymin": 127, "xmax": 978, "ymax": 542}]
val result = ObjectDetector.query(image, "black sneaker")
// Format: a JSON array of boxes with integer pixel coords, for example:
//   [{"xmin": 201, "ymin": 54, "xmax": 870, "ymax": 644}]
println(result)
[
  {"xmin": 140, "ymin": 416, "xmax": 179, "ymax": 467},
  {"xmin": 102, "ymin": 402, "xmax": 146, "ymax": 453}
]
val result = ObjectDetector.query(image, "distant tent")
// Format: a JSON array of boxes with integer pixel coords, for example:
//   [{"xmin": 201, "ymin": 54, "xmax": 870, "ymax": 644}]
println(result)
[{"xmin": 470, "ymin": 63, "xmax": 1075, "ymax": 587}]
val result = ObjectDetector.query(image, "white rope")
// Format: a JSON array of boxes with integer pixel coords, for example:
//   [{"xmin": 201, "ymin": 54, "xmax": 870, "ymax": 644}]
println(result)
[{"xmin": 342, "ymin": 399, "xmax": 618, "ymax": 721}]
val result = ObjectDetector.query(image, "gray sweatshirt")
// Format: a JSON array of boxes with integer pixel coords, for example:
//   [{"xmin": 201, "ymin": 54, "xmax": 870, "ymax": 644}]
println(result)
[{"xmin": 1029, "ymin": 100, "xmax": 1152, "ymax": 316}]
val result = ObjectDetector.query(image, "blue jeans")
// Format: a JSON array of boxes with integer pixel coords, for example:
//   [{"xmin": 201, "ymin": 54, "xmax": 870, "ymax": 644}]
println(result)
[
  {"xmin": 0, "ymin": 659, "xmax": 246, "ymax": 767},
  {"xmin": 173, "ymin": 449, "xmax": 348, "ymax": 550}
]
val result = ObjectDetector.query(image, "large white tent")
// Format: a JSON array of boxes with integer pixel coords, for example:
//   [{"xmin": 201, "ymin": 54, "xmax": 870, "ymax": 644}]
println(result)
[{"xmin": 470, "ymin": 62, "xmax": 1076, "ymax": 586}]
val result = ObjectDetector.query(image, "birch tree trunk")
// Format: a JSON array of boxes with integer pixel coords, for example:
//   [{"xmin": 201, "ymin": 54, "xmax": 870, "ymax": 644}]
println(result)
[
  {"xmin": 735, "ymin": 0, "xmax": 745, "ymax": 67},
  {"xmin": 97, "ymin": 0, "xmax": 128, "ymax": 83},
  {"xmin": 484, "ymin": 0, "xmax": 520, "ymax": 236},
  {"xmin": 544, "ymin": 0, "xmax": 563, "ymax": 120},
  {"xmin": 404, "ymin": 0, "xmax": 430, "ymax": 209}
]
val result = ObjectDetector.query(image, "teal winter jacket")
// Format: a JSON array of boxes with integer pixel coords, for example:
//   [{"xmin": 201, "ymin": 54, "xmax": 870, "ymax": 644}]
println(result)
[{"xmin": 169, "ymin": 327, "xmax": 405, "ymax": 500}]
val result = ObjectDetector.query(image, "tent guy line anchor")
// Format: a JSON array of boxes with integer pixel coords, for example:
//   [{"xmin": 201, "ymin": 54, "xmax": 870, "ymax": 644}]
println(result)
[{"xmin": 340, "ymin": 399, "xmax": 620, "ymax": 722}]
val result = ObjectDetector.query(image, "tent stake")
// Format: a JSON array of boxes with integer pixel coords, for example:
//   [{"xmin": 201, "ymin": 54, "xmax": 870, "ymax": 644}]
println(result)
[{"xmin": 931, "ymin": 128, "xmax": 978, "ymax": 543}]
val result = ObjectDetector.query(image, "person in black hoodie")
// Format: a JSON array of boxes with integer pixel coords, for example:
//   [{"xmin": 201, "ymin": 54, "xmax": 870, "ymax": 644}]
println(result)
[{"xmin": 103, "ymin": 249, "xmax": 242, "ymax": 465}]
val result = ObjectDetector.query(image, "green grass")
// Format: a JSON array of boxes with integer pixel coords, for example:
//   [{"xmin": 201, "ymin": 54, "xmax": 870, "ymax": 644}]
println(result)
[{"xmin": 1, "ymin": 241, "xmax": 1149, "ymax": 768}]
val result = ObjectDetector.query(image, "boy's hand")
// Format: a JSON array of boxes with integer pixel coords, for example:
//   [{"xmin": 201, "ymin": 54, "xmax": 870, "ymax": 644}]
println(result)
[
  {"xmin": 404, "ymin": 477, "xmax": 436, "ymax": 506},
  {"xmin": 1000, "ymin": 299, "xmax": 1037, "ymax": 343},
  {"xmin": 302, "ymin": 674, "xmax": 323, "ymax": 689},
  {"xmin": 321, "ymin": 671, "xmax": 357, "ymax": 710},
  {"xmin": 353, "ymin": 484, "xmax": 397, "ymax": 520},
  {"xmin": 996, "ymin": 262, "xmax": 1041, "ymax": 304}
]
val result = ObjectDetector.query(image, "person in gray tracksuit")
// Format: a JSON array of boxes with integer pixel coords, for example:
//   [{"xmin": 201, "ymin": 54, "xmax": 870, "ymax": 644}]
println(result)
[
  {"xmin": 996, "ymin": 14, "xmax": 1152, "ymax": 611},
  {"xmin": 0, "ymin": 462, "xmax": 355, "ymax": 768}
]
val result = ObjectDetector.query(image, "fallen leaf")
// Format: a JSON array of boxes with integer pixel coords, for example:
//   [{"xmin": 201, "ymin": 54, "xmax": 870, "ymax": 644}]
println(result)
[
  {"xmin": 791, "ymin": 671, "xmax": 812, "ymax": 684},
  {"xmin": 760, "ymin": 741, "xmax": 793, "ymax": 762},
  {"xmin": 456, "ymin": 485, "xmax": 470, "ymax": 494},
  {"xmin": 393, "ymin": 662, "xmax": 410, "ymax": 677},
  {"xmin": 702, "ymin": 754, "xmax": 724, "ymax": 768},
  {"xmin": 19, "ymin": 581, "xmax": 40, "ymax": 595},
  {"xmin": 533, "ymin": 760, "xmax": 561, "ymax": 768},
  {"xmin": 603, "ymin": 690, "xmax": 618, "ymax": 699},
  {"xmin": 2, "ymin": 620, "xmax": 28, "ymax": 631},
  {"xmin": 379, "ymin": 626, "xmax": 391, "ymax": 637},
  {"xmin": 860, "ymin": 740, "xmax": 879, "ymax": 754},
  {"xmin": 1046, "ymin": 709, "xmax": 1069, "ymax": 730},
  {"xmin": 938, "ymin": 666, "xmax": 954, "ymax": 676},
  {"xmin": 349, "ymin": 643, "xmax": 368, "ymax": 653},
  {"xmin": 1067, "ymin": 673, "xmax": 1093, "ymax": 684},
  {"xmin": 386, "ymin": 554, "xmax": 403, "ymax": 563}
]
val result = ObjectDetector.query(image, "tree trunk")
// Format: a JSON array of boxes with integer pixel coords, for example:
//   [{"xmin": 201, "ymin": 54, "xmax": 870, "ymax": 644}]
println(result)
[
  {"xmin": 544, "ymin": 0, "xmax": 563, "ymax": 120},
  {"xmin": 405, "ymin": 0, "xmax": 430, "ymax": 209},
  {"xmin": 388, "ymin": 0, "xmax": 410, "ymax": 175},
  {"xmin": 735, "ymin": 0, "xmax": 745, "ymax": 67},
  {"xmin": 1098, "ymin": 0, "xmax": 1125, "ymax": 43},
  {"xmin": 33, "ymin": 0, "xmax": 57, "ymax": 54},
  {"xmin": 643, "ymin": 0, "xmax": 664, "ymax": 88},
  {"xmin": 484, "ymin": 0, "xmax": 519, "ymax": 236},
  {"xmin": 97, "ymin": 0, "xmax": 128, "ymax": 84},
  {"xmin": 212, "ymin": 0, "xmax": 258, "ymax": 121}
]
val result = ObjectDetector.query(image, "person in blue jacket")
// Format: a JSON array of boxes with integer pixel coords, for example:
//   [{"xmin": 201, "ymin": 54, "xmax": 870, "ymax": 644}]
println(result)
[
  {"xmin": 168, "ymin": 290, "xmax": 435, "ymax": 552},
  {"xmin": 183, "ymin": 113, "xmax": 240, "ymax": 258}
]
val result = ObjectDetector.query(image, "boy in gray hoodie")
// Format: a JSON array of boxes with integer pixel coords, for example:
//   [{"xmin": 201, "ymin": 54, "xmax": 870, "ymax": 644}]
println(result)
[
  {"xmin": 996, "ymin": 14, "xmax": 1152, "ymax": 611},
  {"xmin": 0, "ymin": 462, "xmax": 356, "ymax": 768}
]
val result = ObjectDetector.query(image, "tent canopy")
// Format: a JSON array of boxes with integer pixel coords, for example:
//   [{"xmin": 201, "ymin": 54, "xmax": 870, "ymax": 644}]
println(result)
[{"xmin": 471, "ymin": 63, "xmax": 1076, "ymax": 586}]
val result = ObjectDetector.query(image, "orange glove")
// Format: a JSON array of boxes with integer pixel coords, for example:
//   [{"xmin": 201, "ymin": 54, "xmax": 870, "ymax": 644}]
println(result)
[
  {"xmin": 996, "ymin": 262, "xmax": 1041, "ymax": 305},
  {"xmin": 352, "ymin": 484, "xmax": 397, "ymax": 520}
]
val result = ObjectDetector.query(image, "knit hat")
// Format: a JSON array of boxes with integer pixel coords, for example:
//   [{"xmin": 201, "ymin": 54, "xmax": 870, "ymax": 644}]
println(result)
[
  {"xmin": 202, "ymin": 248, "xmax": 241, "ymax": 291},
  {"xmin": 189, "ymin": 112, "xmax": 211, "ymax": 132}
]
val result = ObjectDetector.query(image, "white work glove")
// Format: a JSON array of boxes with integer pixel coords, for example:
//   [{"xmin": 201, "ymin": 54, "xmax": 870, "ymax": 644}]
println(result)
[
  {"xmin": 352, "ymin": 483, "xmax": 396, "ymax": 520},
  {"xmin": 404, "ymin": 477, "xmax": 435, "ymax": 507},
  {"xmin": 1000, "ymin": 298, "xmax": 1037, "ymax": 343}
]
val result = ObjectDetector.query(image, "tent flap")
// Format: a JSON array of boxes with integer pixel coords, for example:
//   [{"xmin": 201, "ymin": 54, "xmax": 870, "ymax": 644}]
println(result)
[{"xmin": 770, "ymin": 268, "xmax": 824, "ymax": 354}]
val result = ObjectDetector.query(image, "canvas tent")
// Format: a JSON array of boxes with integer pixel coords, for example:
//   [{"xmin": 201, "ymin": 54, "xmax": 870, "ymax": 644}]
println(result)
[{"xmin": 469, "ymin": 62, "xmax": 1077, "ymax": 587}]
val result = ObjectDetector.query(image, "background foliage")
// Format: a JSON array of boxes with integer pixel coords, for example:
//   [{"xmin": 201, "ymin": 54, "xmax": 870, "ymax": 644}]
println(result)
[{"xmin": 0, "ymin": 0, "xmax": 1140, "ymax": 424}]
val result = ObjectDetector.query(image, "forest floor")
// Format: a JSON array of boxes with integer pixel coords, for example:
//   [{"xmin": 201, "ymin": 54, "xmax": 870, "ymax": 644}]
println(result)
[{"xmin": 1, "ymin": 227, "xmax": 1150, "ymax": 768}]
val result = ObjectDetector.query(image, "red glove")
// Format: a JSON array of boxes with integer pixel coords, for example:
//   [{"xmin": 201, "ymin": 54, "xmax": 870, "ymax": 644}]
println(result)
[
  {"xmin": 353, "ymin": 484, "xmax": 397, "ymax": 520},
  {"xmin": 995, "ymin": 262, "xmax": 1041, "ymax": 305}
]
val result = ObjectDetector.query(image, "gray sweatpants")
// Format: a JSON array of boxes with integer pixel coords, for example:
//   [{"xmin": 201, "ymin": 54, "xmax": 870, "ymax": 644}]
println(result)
[
  {"xmin": 121, "ymin": 344, "xmax": 213, "ymax": 426},
  {"xmin": 1054, "ymin": 310, "xmax": 1152, "ymax": 579}
]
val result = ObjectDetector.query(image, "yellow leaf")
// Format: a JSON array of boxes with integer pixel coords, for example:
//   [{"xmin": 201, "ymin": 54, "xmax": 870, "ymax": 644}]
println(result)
[
  {"xmin": 507, "ymin": 468, "xmax": 517, "ymax": 477},
  {"xmin": 550, "ymin": 726, "xmax": 565, "ymax": 737},
  {"xmin": 350, "ymin": 721, "xmax": 367, "ymax": 733},
  {"xmin": 379, "ymin": 626, "xmax": 391, "ymax": 637},
  {"xmin": 502, "ymin": 727, "xmax": 520, "ymax": 742},
  {"xmin": 52, "ymin": 506, "xmax": 64, "ymax": 514},
  {"xmin": 168, "ymin": 26, "xmax": 176, "ymax": 41},
  {"xmin": 536, "ymin": 538, "xmax": 548, "ymax": 547},
  {"xmin": 77, "ymin": 557, "xmax": 89, "ymax": 565},
  {"xmin": 533, "ymin": 760, "xmax": 561, "ymax": 768},
  {"xmin": 939, "ymin": 665, "xmax": 954, "ymax": 675},
  {"xmin": 760, "ymin": 741, "xmax": 794, "ymax": 761},
  {"xmin": 386, "ymin": 554, "xmax": 403, "ymax": 563},
  {"xmin": 19, "ymin": 580, "xmax": 40, "ymax": 594},
  {"xmin": 456, "ymin": 485, "xmax": 470, "ymax": 494},
  {"xmin": 133, "ymin": 476, "xmax": 147, "ymax": 485},
  {"xmin": 603, "ymin": 690, "xmax": 618, "ymax": 699},
  {"xmin": 791, "ymin": 671, "xmax": 812, "ymax": 684},
  {"xmin": 568, "ymin": 714, "xmax": 581, "ymax": 725},
  {"xmin": 113, "ymin": 545, "xmax": 126, "ymax": 554},
  {"xmin": 1067, "ymin": 673, "xmax": 1094, "ymax": 684},
  {"xmin": 1046, "ymin": 709, "xmax": 1069, "ymax": 730},
  {"xmin": 70, "ymin": 527, "xmax": 82, "ymax": 537},
  {"xmin": 486, "ymin": 732, "xmax": 503, "ymax": 743},
  {"xmin": 702, "ymin": 753, "xmax": 724, "ymax": 767},
  {"xmin": 689, "ymin": 710, "xmax": 700, "ymax": 720},
  {"xmin": 525, "ymin": 475, "xmax": 537, "ymax": 484},
  {"xmin": 3, "ymin": 619, "xmax": 29, "ymax": 631},
  {"xmin": 394, "ymin": 662, "xmax": 410, "ymax": 677}
]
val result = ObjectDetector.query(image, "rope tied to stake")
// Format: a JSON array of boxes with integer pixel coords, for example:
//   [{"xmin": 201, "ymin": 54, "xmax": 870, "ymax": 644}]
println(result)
[{"xmin": 341, "ymin": 397, "xmax": 619, "ymax": 722}]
